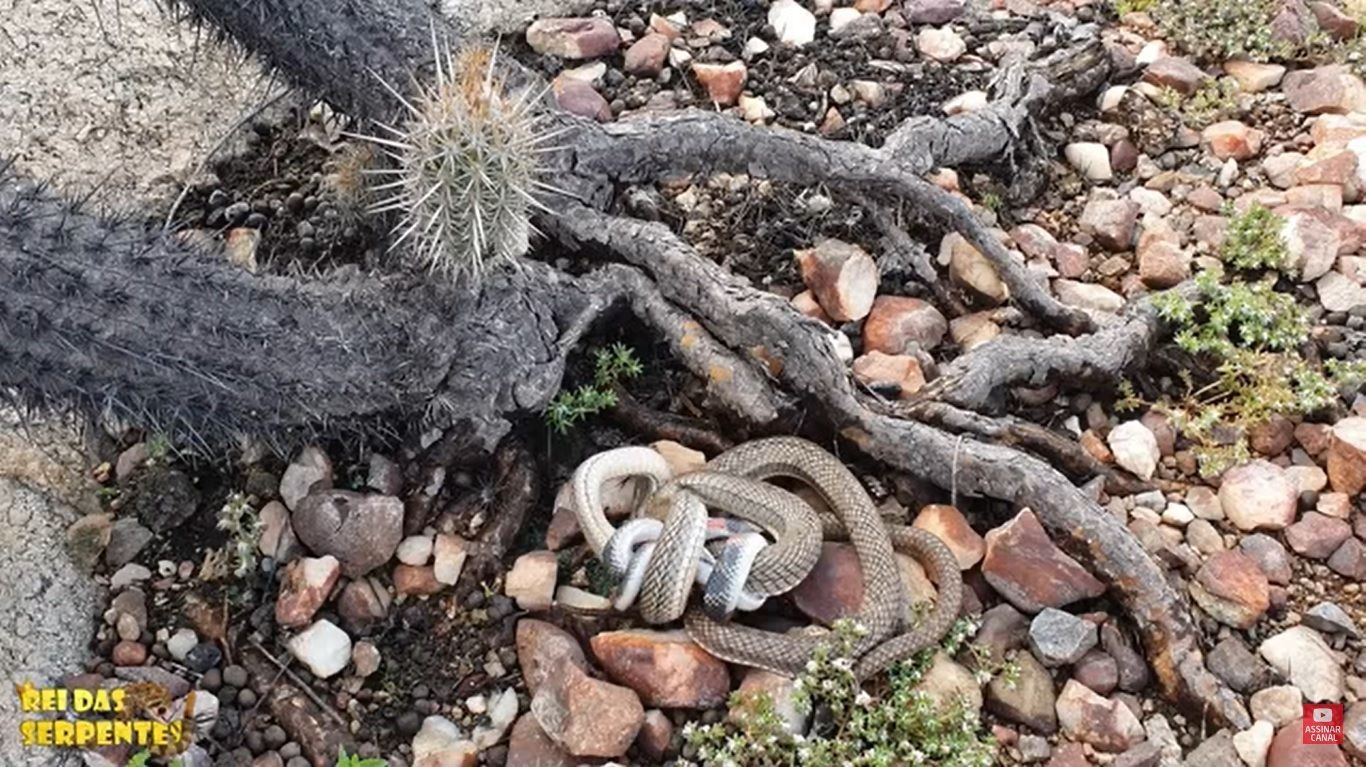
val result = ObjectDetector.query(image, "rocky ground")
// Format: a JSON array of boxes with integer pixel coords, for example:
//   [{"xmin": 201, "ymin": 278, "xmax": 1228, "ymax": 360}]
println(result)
[{"xmin": 13, "ymin": 0, "xmax": 1366, "ymax": 766}]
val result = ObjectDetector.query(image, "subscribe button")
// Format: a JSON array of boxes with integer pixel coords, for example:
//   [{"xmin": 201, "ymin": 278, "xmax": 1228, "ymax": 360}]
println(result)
[{"xmin": 1303, "ymin": 703, "xmax": 1345, "ymax": 745}]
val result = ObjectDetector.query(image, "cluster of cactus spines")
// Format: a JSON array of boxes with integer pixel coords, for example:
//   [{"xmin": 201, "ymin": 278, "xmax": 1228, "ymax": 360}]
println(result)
[{"xmin": 359, "ymin": 38, "xmax": 561, "ymax": 283}]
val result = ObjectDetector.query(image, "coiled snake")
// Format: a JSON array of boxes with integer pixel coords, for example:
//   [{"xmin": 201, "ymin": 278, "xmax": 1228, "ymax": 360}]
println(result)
[{"xmin": 570, "ymin": 436, "xmax": 964, "ymax": 679}]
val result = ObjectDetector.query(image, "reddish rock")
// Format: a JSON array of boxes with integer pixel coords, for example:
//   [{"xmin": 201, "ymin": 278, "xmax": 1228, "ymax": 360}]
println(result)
[
  {"xmin": 795, "ymin": 239, "xmax": 879, "ymax": 322},
  {"xmin": 1297, "ymin": 150, "xmax": 1359, "ymax": 188},
  {"xmin": 530, "ymin": 660, "xmax": 644, "ymax": 758},
  {"xmin": 517, "ymin": 619, "xmax": 590, "ymax": 694},
  {"xmin": 1011, "ymin": 224, "xmax": 1060, "ymax": 261},
  {"xmin": 636, "ymin": 710, "xmax": 672, "ymax": 760},
  {"xmin": 1286, "ymin": 184, "xmax": 1343, "ymax": 211},
  {"xmin": 1073, "ymin": 650, "xmax": 1120, "ymax": 696},
  {"xmin": 1310, "ymin": 1, "xmax": 1359, "ymax": 41},
  {"xmin": 112, "ymin": 641, "xmax": 147, "ymax": 666},
  {"xmin": 275, "ymin": 555, "xmax": 342, "ymax": 628},
  {"xmin": 1054, "ymin": 243, "xmax": 1090, "ymax": 279},
  {"xmin": 1224, "ymin": 60, "xmax": 1287, "ymax": 92},
  {"xmin": 394, "ymin": 565, "xmax": 444, "ymax": 596},
  {"xmin": 1218, "ymin": 460, "xmax": 1298, "ymax": 532},
  {"xmin": 623, "ymin": 33, "xmax": 670, "ymax": 77},
  {"xmin": 692, "ymin": 61, "xmax": 746, "ymax": 106},
  {"xmin": 862, "ymin": 295, "xmax": 948, "ymax": 354},
  {"xmin": 1142, "ymin": 56, "xmax": 1210, "ymax": 95},
  {"xmin": 852, "ymin": 352, "xmax": 926, "ymax": 399},
  {"xmin": 791, "ymin": 542, "xmax": 866, "ymax": 624},
  {"xmin": 1055, "ymin": 679, "xmax": 1145, "ymax": 752},
  {"xmin": 1327, "ymin": 417, "xmax": 1366, "ymax": 495},
  {"xmin": 1298, "ymin": 422, "xmax": 1335, "ymax": 455},
  {"xmin": 1283, "ymin": 65, "xmax": 1366, "ymax": 115},
  {"xmin": 337, "ymin": 577, "xmax": 390, "ymax": 633},
  {"xmin": 1111, "ymin": 140, "xmax": 1139, "ymax": 173},
  {"xmin": 1047, "ymin": 742, "xmax": 1089, "ymax": 767},
  {"xmin": 1202, "ymin": 120, "xmax": 1264, "ymax": 161},
  {"xmin": 1249, "ymin": 415, "xmax": 1296, "ymax": 456},
  {"xmin": 982, "ymin": 509, "xmax": 1105, "ymax": 613},
  {"xmin": 1189, "ymin": 551, "xmax": 1270, "ymax": 629},
  {"xmin": 506, "ymin": 551, "xmax": 557, "ymax": 611},
  {"xmin": 1137, "ymin": 232, "xmax": 1189, "ymax": 289},
  {"xmin": 1286, "ymin": 512, "xmax": 1353, "ymax": 560},
  {"xmin": 506, "ymin": 714, "xmax": 573, "ymax": 767},
  {"xmin": 526, "ymin": 17, "xmax": 621, "ymax": 59},
  {"xmin": 912, "ymin": 504, "xmax": 985, "ymax": 570},
  {"xmin": 791, "ymin": 290, "xmax": 832, "ymax": 323},
  {"xmin": 1282, "ymin": 208, "xmax": 1343, "ymax": 281},
  {"xmin": 552, "ymin": 77, "xmax": 612, "ymax": 122},
  {"xmin": 590, "ymin": 629, "xmax": 730, "ymax": 709},
  {"xmin": 1079, "ymin": 198, "xmax": 1140, "ymax": 252},
  {"xmin": 1267, "ymin": 721, "xmax": 1349, "ymax": 766},
  {"xmin": 945, "ymin": 233, "xmax": 1008, "ymax": 305}
]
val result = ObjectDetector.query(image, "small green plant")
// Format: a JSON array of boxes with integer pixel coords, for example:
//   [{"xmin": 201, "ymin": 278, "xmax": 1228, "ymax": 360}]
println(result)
[
  {"xmin": 1152, "ymin": 0, "xmax": 1290, "ymax": 63},
  {"xmin": 545, "ymin": 343, "xmax": 644, "ymax": 434},
  {"xmin": 126, "ymin": 751, "xmax": 151, "ymax": 767},
  {"xmin": 358, "ymin": 43, "xmax": 560, "ymax": 283},
  {"xmin": 1219, "ymin": 204, "xmax": 1289, "ymax": 272},
  {"xmin": 1124, "ymin": 271, "xmax": 1366, "ymax": 474},
  {"xmin": 1112, "ymin": 0, "xmax": 1157, "ymax": 15},
  {"xmin": 216, "ymin": 492, "xmax": 261, "ymax": 577},
  {"xmin": 145, "ymin": 433, "xmax": 173, "ymax": 465},
  {"xmin": 1152, "ymin": 79, "xmax": 1242, "ymax": 130},
  {"xmin": 335, "ymin": 747, "xmax": 388, "ymax": 767},
  {"xmin": 683, "ymin": 618, "xmax": 1000, "ymax": 767}
]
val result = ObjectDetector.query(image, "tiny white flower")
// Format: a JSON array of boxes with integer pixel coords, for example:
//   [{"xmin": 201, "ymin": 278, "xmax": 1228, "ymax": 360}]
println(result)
[{"xmin": 855, "ymin": 690, "xmax": 873, "ymax": 706}]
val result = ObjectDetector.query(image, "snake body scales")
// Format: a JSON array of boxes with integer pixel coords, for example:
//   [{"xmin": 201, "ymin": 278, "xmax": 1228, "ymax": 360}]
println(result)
[{"xmin": 572, "ymin": 437, "xmax": 965, "ymax": 679}]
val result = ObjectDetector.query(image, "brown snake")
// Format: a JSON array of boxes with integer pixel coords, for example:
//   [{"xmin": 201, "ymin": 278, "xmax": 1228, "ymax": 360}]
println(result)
[{"xmin": 573, "ymin": 437, "xmax": 964, "ymax": 679}]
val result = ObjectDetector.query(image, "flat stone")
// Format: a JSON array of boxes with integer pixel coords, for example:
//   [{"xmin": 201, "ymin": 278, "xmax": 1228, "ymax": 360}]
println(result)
[
  {"xmin": 275, "ymin": 555, "xmax": 342, "ymax": 629},
  {"xmin": 1330, "ymin": 537, "xmax": 1366, "ymax": 579},
  {"xmin": 1186, "ymin": 730, "xmax": 1241, "ymax": 767},
  {"xmin": 530, "ymin": 660, "xmax": 644, "ymax": 758},
  {"xmin": 590, "ymin": 629, "xmax": 730, "ymax": 709},
  {"xmin": 1283, "ymin": 65, "xmax": 1366, "ymax": 115},
  {"xmin": 1108, "ymin": 421, "xmax": 1160, "ymax": 480},
  {"xmin": 292, "ymin": 490, "xmax": 403, "ymax": 577},
  {"xmin": 1054, "ymin": 279, "xmax": 1125, "ymax": 314},
  {"xmin": 1219, "ymin": 460, "xmax": 1298, "ymax": 531},
  {"xmin": 912, "ymin": 504, "xmax": 984, "ymax": 569},
  {"xmin": 1203, "ymin": 120, "xmax": 1264, "ymax": 161},
  {"xmin": 1259, "ymin": 626, "xmax": 1346, "ymax": 702},
  {"xmin": 1079, "ymin": 198, "xmax": 1140, "ymax": 251},
  {"xmin": 1029, "ymin": 608, "xmax": 1099, "ymax": 666},
  {"xmin": 279, "ymin": 446, "xmax": 333, "ymax": 512},
  {"xmin": 982, "ymin": 509, "xmax": 1105, "ymax": 613},
  {"xmin": 691, "ymin": 61, "xmax": 746, "ymax": 106},
  {"xmin": 862, "ymin": 295, "xmax": 948, "ymax": 354},
  {"xmin": 1073, "ymin": 650, "xmax": 1119, "ymax": 696},
  {"xmin": 1189, "ymin": 551, "xmax": 1270, "ymax": 629},
  {"xmin": 1207, "ymin": 636, "xmax": 1275, "ymax": 694},
  {"xmin": 1267, "ymin": 721, "xmax": 1349, "ymax": 766},
  {"xmin": 517, "ymin": 619, "xmax": 590, "ymax": 694},
  {"xmin": 1224, "ymin": 60, "xmax": 1287, "ymax": 92},
  {"xmin": 916, "ymin": 26, "xmax": 966, "ymax": 63},
  {"xmin": 506, "ymin": 551, "xmax": 557, "ymax": 611},
  {"xmin": 1142, "ymin": 56, "xmax": 1209, "ymax": 95},
  {"xmin": 986, "ymin": 650, "xmax": 1056, "ymax": 734},
  {"xmin": 1327, "ymin": 417, "xmax": 1366, "ymax": 495},
  {"xmin": 1239, "ymin": 534, "xmax": 1293, "ymax": 584},
  {"xmin": 525, "ymin": 17, "xmax": 620, "ymax": 59},
  {"xmin": 1065, "ymin": 142, "xmax": 1113, "ymax": 181},
  {"xmin": 1286, "ymin": 512, "xmax": 1353, "ymax": 560},
  {"xmin": 287, "ymin": 619, "xmax": 352, "ymax": 679},
  {"xmin": 1304, "ymin": 602, "xmax": 1359, "ymax": 637},
  {"xmin": 768, "ymin": 0, "xmax": 816, "ymax": 46},
  {"xmin": 1234, "ymin": 720, "xmax": 1275, "ymax": 767},
  {"xmin": 1055, "ymin": 679, "xmax": 1145, "ymax": 752},
  {"xmin": 1251, "ymin": 685, "xmax": 1304, "ymax": 728}
]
